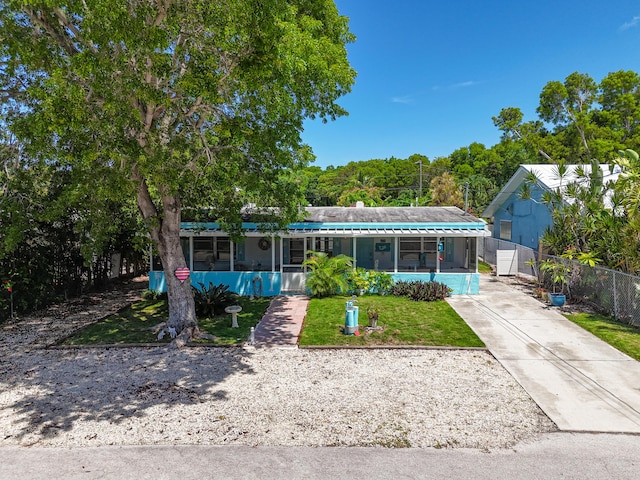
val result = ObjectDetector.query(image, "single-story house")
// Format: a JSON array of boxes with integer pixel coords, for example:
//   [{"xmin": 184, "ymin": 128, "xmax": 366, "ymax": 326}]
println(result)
[
  {"xmin": 149, "ymin": 205, "xmax": 490, "ymax": 295},
  {"xmin": 482, "ymin": 164, "xmax": 621, "ymax": 250}
]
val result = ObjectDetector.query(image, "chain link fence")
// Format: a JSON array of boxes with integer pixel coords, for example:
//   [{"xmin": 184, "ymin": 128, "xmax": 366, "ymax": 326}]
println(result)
[{"xmin": 482, "ymin": 237, "xmax": 640, "ymax": 327}]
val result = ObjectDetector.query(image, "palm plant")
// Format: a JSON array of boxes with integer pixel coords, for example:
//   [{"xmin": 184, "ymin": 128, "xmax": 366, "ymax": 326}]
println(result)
[{"xmin": 302, "ymin": 251, "xmax": 354, "ymax": 298}]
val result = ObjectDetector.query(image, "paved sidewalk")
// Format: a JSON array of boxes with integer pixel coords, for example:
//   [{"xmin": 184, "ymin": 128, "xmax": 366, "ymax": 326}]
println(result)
[
  {"xmin": 447, "ymin": 275, "xmax": 640, "ymax": 433},
  {"xmin": 251, "ymin": 295, "xmax": 308, "ymax": 348}
]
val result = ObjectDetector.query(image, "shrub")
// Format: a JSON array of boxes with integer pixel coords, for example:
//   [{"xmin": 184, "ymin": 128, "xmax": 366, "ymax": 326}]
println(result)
[
  {"xmin": 390, "ymin": 280, "xmax": 412, "ymax": 297},
  {"xmin": 346, "ymin": 268, "xmax": 394, "ymax": 295},
  {"xmin": 142, "ymin": 289, "xmax": 168, "ymax": 301},
  {"xmin": 371, "ymin": 271, "xmax": 394, "ymax": 295},
  {"xmin": 391, "ymin": 280, "xmax": 451, "ymax": 302},
  {"xmin": 192, "ymin": 282, "xmax": 237, "ymax": 317}
]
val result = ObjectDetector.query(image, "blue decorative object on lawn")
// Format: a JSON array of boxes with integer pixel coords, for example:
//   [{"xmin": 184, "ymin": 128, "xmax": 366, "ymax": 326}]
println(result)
[{"xmin": 549, "ymin": 293, "xmax": 566, "ymax": 307}]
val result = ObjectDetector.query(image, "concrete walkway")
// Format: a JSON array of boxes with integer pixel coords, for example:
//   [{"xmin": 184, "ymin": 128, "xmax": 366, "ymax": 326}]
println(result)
[
  {"xmin": 447, "ymin": 275, "xmax": 640, "ymax": 433},
  {"xmin": 251, "ymin": 295, "xmax": 308, "ymax": 348}
]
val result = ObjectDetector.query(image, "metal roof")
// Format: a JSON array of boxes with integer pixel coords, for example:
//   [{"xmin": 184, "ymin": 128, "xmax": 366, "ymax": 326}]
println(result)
[
  {"xmin": 181, "ymin": 206, "xmax": 489, "ymax": 237},
  {"xmin": 285, "ymin": 226, "xmax": 489, "ymax": 237},
  {"xmin": 482, "ymin": 164, "xmax": 622, "ymax": 218},
  {"xmin": 303, "ymin": 206, "xmax": 483, "ymax": 224}
]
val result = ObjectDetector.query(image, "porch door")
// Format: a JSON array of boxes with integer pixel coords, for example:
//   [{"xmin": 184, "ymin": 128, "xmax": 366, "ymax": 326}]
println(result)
[
  {"xmin": 356, "ymin": 238, "xmax": 374, "ymax": 270},
  {"xmin": 282, "ymin": 237, "xmax": 306, "ymax": 293}
]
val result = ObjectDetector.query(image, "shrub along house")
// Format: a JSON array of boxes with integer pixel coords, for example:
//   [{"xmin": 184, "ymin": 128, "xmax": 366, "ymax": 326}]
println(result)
[{"xmin": 149, "ymin": 204, "xmax": 490, "ymax": 296}]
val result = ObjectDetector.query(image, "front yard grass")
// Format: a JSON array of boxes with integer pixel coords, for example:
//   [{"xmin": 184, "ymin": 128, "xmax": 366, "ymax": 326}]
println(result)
[
  {"xmin": 62, "ymin": 294, "xmax": 484, "ymax": 348},
  {"xmin": 62, "ymin": 296, "xmax": 271, "ymax": 346},
  {"xmin": 299, "ymin": 295, "xmax": 485, "ymax": 347},
  {"xmin": 564, "ymin": 312, "xmax": 640, "ymax": 361}
]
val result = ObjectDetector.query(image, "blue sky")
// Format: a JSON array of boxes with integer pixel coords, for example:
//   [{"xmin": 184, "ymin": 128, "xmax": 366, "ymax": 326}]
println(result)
[{"xmin": 302, "ymin": 0, "xmax": 640, "ymax": 169}]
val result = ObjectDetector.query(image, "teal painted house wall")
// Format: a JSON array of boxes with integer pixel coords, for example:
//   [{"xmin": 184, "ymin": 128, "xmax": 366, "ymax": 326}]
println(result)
[{"xmin": 149, "ymin": 271, "xmax": 481, "ymax": 295}]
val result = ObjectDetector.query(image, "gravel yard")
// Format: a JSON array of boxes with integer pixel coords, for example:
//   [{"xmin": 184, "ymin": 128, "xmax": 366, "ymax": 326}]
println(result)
[{"xmin": 0, "ymin": 280, "xmax": 556, "ymax": 450}]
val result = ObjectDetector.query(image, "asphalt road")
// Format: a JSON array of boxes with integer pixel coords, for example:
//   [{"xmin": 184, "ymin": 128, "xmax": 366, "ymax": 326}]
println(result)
[{"xmin": 2, "ymin": 432, "xmax": 639, "ymax": 480}]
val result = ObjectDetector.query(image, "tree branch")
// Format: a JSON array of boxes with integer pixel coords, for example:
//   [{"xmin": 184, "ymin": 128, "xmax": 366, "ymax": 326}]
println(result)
[
  {"xmin": 24, "ymin": 7, "xmax": 79, "ymax": 57},
  {"xmin": 131, "ymin": 164, "xmax": 160, "ymax": 242},
  {"xmin": 51, "ymin": 7, "xmax": 98, "ymax": 54}
]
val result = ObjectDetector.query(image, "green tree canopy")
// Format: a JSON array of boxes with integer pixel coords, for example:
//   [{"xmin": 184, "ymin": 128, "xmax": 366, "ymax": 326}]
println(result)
[{"xmin": 1, "ymin": 0, "xmax": 356, "ymax": 340}]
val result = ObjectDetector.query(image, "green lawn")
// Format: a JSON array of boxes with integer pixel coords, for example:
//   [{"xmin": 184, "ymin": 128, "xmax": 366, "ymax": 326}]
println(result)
[
  {"xmin": 300, "ymin": 295, "xmax": 485, "ymax": 347},
  {"xmin": 62, "ymin": 296, "xmax": 271, "ymax": 346},
  {"xmin": 62, "ymin": 293, "xmax": 485, "ymax": 349},
  {"xmin": 564, "ymin": 312, "xmax": 640, "ymax": 361}
]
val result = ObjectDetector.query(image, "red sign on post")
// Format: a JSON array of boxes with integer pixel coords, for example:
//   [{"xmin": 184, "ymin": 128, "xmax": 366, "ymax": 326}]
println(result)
[{"xmin": 174, "ymin": 267, "xmax": 190, "ymax": 282}]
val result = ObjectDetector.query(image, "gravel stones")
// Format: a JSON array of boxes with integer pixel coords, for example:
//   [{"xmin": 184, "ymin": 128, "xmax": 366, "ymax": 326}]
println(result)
[{"xmin": 0, "ymin": 280, "xmax": 555, "ymax": 450}]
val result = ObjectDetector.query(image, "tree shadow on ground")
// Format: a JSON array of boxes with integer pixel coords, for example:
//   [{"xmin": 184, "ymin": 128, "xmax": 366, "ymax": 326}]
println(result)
[
  {"xmin": 0, "ymin": 277, "xmax": 257, "ymax": 446},
  {"xmin": 0, "ymin": 346, "xmax": 255, "ymax": 444}
]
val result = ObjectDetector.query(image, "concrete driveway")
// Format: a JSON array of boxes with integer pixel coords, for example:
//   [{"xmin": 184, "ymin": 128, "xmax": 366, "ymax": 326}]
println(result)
[{"xmin": 447, "ymin": 275, "xmax": 640, "ymax": 433}]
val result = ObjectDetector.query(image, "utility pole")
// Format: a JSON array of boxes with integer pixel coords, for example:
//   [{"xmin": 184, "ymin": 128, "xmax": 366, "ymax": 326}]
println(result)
[
  {"xmin": 464, "ymin": 182, "xmax": 469, "ymax": 213},
  {"xmin": 415, "ymin": 159, "xmax": 423, "ymax": 205}
]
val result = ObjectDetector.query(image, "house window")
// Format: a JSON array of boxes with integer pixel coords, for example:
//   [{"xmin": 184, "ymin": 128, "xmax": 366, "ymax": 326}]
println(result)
[{"xmin": 500, "ymin": 220, "xmax": 512, "ymax": 241}]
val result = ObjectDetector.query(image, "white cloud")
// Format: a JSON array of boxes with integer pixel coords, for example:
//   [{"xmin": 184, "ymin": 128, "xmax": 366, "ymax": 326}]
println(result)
[
  {"xmin": 432, "ymin": 80, "xmax": 477, "ymax": 91},
  {"xmin": 450, "ymin": 80, "xmax": 476, "ymax": 89},
  {"xmin": 391, "ymin": 95, "xmax": 414, "ymax": 104},
  {"xmin": 619, "ymin": 15, "xmax": 640, "ymax": 31}
]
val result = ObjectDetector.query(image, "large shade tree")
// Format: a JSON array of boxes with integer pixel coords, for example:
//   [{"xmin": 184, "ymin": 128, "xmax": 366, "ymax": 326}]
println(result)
[{"xmin": 0, "ymin": 0, "xmax": 355, "ymax": 342}]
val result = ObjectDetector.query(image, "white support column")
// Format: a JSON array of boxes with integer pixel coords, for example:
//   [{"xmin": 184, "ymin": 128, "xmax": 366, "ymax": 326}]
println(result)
[
  {"xmin": 271, "ymin": 235, "xmax": 276, "ymax": 272},
  {"xmin": 436, "ymin": 237, "xmax": 441, "ymax": 273},
  {"xmin": 475, "ymin": 237, "xmax": 479, "ymax": 273},
  {"xmin": 465, "ymin": 238, "xmax": 470, "ymax": 270},
  {"xmin": 353, "ymin": 237, "xmax": 357, "ymax": 269},
  {"xmin": 394, "ymin": 237, "xmax": 398, "ymax": 273},
  {"xmin": 279, "ymin": 237, "xmax": 284, "ymax": 273},
  {"xmin": 189, "ymin": 236, "xmax": 194, "ymax": 271},
  {"xmin": 230, "ymin": 240, "xmax": 235, "ymax": 272},
  {"xmin": 304, "ymin": 237, "xmax": 308, "ymax": 273}
]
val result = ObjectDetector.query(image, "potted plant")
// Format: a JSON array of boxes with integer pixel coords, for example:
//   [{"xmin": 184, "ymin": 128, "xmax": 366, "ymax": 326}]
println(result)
[
  {"xmin": 366, "ymin": 305, "xmax": 380, "ymax": 328},
  {"xmin": 539, "ymin": 259, "xmax": 570, "ymax": 306}
]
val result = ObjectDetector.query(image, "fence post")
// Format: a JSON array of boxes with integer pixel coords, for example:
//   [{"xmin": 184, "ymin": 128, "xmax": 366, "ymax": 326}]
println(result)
[{"xmin": 613, "ymin": 270, "xmax": 618, "ymax": 321}]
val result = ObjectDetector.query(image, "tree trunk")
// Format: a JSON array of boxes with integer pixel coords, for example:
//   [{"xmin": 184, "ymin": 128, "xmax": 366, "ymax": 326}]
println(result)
[
  {"xmin": 157, "ymin": 228, "xmax": 197, "ymax": 335},
  {"xmin": 134, "ymin": 169, "xmax": 197, "ymax": 339}
]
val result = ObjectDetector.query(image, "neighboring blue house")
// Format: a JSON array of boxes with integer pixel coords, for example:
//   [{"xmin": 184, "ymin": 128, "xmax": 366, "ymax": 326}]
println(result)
[
  {"xmin": 149, "ymin": 205, "xmax": 489, "ymax": 296},
  {"xmin": 482, "ymin": 164, "xmax": 621, "ymax": 250}
]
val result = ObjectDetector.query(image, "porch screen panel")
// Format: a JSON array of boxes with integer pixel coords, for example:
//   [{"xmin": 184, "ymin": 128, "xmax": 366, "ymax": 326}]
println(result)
[
  {"xmin": 399, "ymin": 238, "xmax": 436, "ymax": 270},
  {"xmin": 181, "ymin": 237, "xmax": 191, "ymax": 268},
  {"xmin": 288, "ymin": 239, "xmax": 305, "ymax": 264},
  {"xmin": 314, "ymin": 237, "xmax": 334, "ymax": 256},
  {"xmin": 470, "ymin": 237, "xmax": 477, "ymax": 272},
  {"xmin": 193, "ymin": 237, "xmax": 214, "ymax": 270},
  {"xmin": 216, "ymin": 238, "xmax": 231, "ymax": 261}
]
